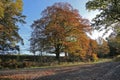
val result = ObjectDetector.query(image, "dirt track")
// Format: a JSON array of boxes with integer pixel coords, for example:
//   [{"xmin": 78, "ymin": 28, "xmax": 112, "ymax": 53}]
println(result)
[{"xmin": 0, "ymin": 62, "xmax": 120, "ymax": 80}]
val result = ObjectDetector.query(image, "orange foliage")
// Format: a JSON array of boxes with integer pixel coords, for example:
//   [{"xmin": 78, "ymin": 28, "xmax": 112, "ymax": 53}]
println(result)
[{"xmin": 31, "ymin": 2, "xmax": 92, "ymax": 61}]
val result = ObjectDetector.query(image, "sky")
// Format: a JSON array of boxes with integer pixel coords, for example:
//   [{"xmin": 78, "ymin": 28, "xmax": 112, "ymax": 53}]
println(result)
[{"xmin": 18, "ymin": 0, "xmax": 100, "ymax": 54}]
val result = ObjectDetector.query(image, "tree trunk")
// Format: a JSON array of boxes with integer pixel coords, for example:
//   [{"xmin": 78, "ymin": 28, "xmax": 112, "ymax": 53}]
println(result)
[
  {"xmin": 65, "ymin": 52, "xmax": 68, "ymax": 62},
  {"xmin": 56, "ymin": 52, "xmax": 60, "ymax": 61},
  {"xmin": 39, "ymin": 50, "xmax": 43, "ymax": 64},
  {"xmin": 17, "ymin": 51, "xmax": 20, "ymax": 62},
  {"xmin": 55, "ymin": 44, "xmax": 60, "ymax": 64},
  {"xmin": 33, "ymin": 52, "xmax": 36, "ymax": 62}
]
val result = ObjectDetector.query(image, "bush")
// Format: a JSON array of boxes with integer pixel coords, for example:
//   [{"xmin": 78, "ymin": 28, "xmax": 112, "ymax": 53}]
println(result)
[
  {"xmin": 0, "ymin": 58, "xmax": 2, "ymax": 63},
  {"xmin": 17, "ymin": 62, "xmax": 22, "ymax": 68},
  {"xmin": 0, "ymin": 78, "xmax": 12, "ymax": 80},
  {"xmin": 23, "ymin": 61, "xmax": 34, "ymax": 68},
  {"xmin": 0, "ymin": 58, "xmax": 2, "ymax": 69},
  {"xmin": 113, "ymin": 55, "xmax": 120, "ymax": 62},
  {"xmin": 0, "ymin": 65, "xmax": 3, "ymax": 69},
  {"xmin": 91, "ymin": 53, "xmax": 98, "ymax": 62},
  {"xmin": 0, "ymin": 58, "xmax": 40, "ymax": 69},
  {"xmin": 1, "ymin": 59, "xmax": 18, "ymax": 69}
]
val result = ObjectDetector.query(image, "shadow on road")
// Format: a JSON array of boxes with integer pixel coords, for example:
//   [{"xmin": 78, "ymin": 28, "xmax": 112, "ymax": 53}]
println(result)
[{"xmin": 34, "ymin": 62, "xmax": 120, "ymax": 80}]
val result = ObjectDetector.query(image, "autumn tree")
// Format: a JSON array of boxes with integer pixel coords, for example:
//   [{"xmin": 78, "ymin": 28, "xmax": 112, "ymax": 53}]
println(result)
[
  {"xmin": 86, "ymin": 0, "xmax": 120, "ymax": 35},
  {"xmin": 0, "ymin": 0, "xmax": 25, "ymax": 52},
  {"xmin": 0, "ymin": 1, "xmax": 4, "ymax": 19},
  {"xmin": 86, "ymin": 39, "xmax": 98, "ymax": 61},
  {"xmin": 63, "ymin": 33, "xmax": 90, "ymax": 62},
  {"xmin": 30, "ymin": 2, "xmax": 91, "ymax": 62}
]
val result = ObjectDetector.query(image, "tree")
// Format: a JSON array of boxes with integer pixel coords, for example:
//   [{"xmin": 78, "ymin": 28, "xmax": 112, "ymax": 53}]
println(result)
[
  {"xmin": 63, "ymin": 34, "xmax": 90, "ymax": 62},
  {"xmin": 86, "ymin": 39, "xmax": 98, "ymax": 61},
  {"xmin": 86, "ymin": 0, "xmax": 120, "ymax": 34},
  {"xmin": 0, "ymin": 1, "xmax": 4, "ymax": 18},
  {"xmin": 30, "ymin": 2, "xmax": 91, "ymax": 62},
  {"xmin": 97, "ymin": 38, "xmax": 110, "ymax": 57},
  {"xmin": 30, "ymin": 29, "xmax": 47, "ymax": 62},
  {"xmin": 108, "ymin": 34, "xmax": 120, "ymax": 56},
  {"xmin": 0, "ymin": 0, "xmax": 25, "ymax": 52}
]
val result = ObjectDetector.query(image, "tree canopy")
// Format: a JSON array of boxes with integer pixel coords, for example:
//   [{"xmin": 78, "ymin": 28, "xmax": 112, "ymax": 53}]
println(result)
[
  {"xmin": 108, "ymin": 34, "xmax": 120, "ymax": 56},
  {"xmin": 97, "ymin": 38, "xmax": 110, "ymax": 57},
  {"xmin": 86, "ymin": 0, "xmax": 120, "ymax": 35},
  {"xmin": 0, "ymin": 0, "xmax": 25, "ymax": 51},
  {"xmin": 30, "ymin": 2, "xmax": 92, "ymax": 62},
  {"xmin": 86, "ymin": 0, "xmax": 120, "ymax": 57}
]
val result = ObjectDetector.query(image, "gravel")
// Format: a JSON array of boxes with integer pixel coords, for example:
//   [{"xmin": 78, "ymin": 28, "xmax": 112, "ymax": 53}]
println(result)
[{"xmin": 0, "ymin": 61, "xmax": 120, "ymax": 80}]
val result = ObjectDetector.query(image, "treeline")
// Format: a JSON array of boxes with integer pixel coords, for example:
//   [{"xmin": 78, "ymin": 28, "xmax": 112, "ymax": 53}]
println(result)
[
  {"xmin": 0, "ymin": 54, "xmax": 88, "ymax": 69},
  {"xmin": 29, "ymin": 2, "xmax": 113, "ymax": 63},
  {"xmin": 0, "ymin": 0, "xmax": 120, "ymax": 69},
  {"xmin": 30, "ymin": 2, "xmax": 98, "ymax": 63},
  {"xmin": 0, "ymin": 34, "xmax": 119, "ymax": 69},
  {"xmin": 0, "ymin": 55, "xmax": 61, "ymax": 69}
]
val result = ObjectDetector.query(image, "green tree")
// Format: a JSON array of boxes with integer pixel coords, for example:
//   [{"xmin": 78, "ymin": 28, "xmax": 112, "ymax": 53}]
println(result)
[
  {"xmin": 0, "ymin": 0, "xmax": 25, "ymax": 52},
  {"xmin": 30, "ymin": 2, "xmax": 91, "ymax": 62},
  {"xmin": 97, "ymin": 38, "xmax": 110, "ymax": 57},
  {"xmin": 86, "ymin": 0, "xmax": 120, "ymax": 34},
  {"xmin": 108, "ymin": 34, "xmax": 120, "ymax": 56}
]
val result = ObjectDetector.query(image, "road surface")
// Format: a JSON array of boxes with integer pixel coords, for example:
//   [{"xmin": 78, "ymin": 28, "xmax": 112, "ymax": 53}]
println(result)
[{"xmin": 0, "ymin": 62, "xmax": 120, "ymax": 80}]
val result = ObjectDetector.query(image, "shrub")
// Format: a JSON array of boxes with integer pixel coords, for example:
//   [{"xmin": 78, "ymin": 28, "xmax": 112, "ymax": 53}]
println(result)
[
  {"xmin": 23, "ymin": 61, "xmax": 34, "ymax": 68},
  {"xmin": 113, "ymin": 55, "xmax": 120, "ymax": 62},
  {"xmin": 17, "ymin": 62, "xmax": 24, "ymax": 68},
  {"xmin": 0, "ymin": 58, "xmax": 2, "ymax": 69},
  {"xmin": 0, "ymin": 58, "xmax": 2, "ymax": 63},
  {"xmin": 0, "ymin": 78, "xmax": 12, "ymax": 80},
  {"xmin": 1, "ymin": 59, "xmax": 18, "ymax": 69},
  {"xmin": 91, "ymin": 53, "xmax": 98, "ymax": 62}
]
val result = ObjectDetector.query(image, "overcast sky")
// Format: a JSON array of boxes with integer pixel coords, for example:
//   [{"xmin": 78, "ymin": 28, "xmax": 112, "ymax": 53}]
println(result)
[{"xmin": 19, "ymin": 0, "xmax": 99, "ymax": 54}]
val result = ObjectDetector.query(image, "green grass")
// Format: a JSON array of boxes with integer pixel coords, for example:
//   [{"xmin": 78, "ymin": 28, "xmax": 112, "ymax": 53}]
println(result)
[
  {"xmin": 29, "ymin": 62, "xmax": 85, "ymax": 69},
  {"xmin": 29, "ymin": 58, "xmax": 112, "ymax": 69},
  {"xmin": 93, "ymin": 58, "xmax": 112, "ymax": 63}
]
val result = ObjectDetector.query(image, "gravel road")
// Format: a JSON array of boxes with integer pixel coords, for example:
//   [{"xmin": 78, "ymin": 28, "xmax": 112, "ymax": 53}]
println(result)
[{"xmin": 0, "ymin": 62, "xmax": 120, "ymax": 80}]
